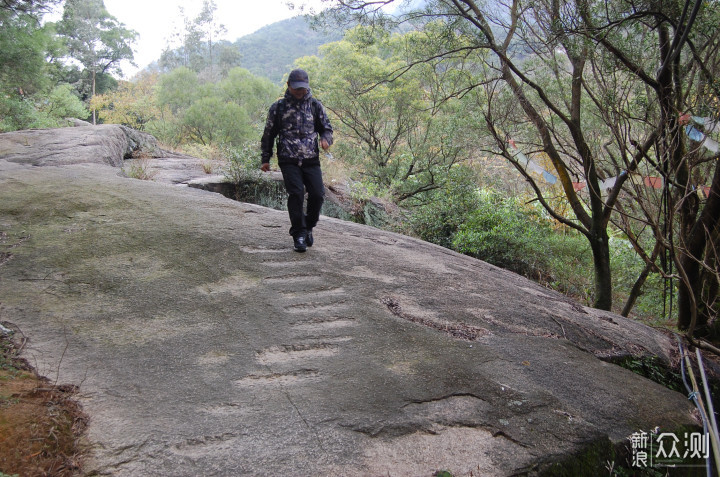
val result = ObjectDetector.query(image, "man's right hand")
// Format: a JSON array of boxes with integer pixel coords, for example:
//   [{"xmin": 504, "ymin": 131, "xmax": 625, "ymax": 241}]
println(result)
[{"xmin": 261, "ymin": 163, "xmax": 270, "ymax": 172}]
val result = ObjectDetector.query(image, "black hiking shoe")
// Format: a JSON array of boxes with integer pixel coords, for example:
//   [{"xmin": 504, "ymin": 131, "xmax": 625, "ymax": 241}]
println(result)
[
  {"xmin": 306, "ymin": 229, "xmax": 314, "ymax": 247},
  {"xmin": 293, "ymin": 235, "xmax": 307, "ymax": 252}
]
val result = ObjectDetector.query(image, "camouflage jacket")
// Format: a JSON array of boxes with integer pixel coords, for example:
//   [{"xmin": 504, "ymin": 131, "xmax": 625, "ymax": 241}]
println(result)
[{"xmin": 260, "ymin": 89, "xmax": 334, "ymax": 166}]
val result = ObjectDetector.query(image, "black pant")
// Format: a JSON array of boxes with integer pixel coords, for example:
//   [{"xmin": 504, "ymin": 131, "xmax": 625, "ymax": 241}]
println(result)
[{"xmin": 279, "ymin": 162, "xmax": 324, "ymax": 238}]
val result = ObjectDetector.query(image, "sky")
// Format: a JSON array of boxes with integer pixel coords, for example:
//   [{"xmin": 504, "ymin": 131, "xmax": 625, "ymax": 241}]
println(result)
[{"xmin": 48, "ymin": 0, "xmax": 328, "ymax": 79}]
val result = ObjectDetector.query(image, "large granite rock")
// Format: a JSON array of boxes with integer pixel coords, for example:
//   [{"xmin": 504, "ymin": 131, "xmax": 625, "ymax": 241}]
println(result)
[
  {"xmin": 0, "ymin": 126, "xmax": 703, "ymax": 475},
  {"xmin": 0, "ymin": 124, "xmax": 161, "ymax": 167}
]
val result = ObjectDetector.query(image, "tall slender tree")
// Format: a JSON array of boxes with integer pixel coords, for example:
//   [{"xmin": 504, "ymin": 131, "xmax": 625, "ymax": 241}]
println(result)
[
  {"xmin": 159, "ymin": 1, "xmax": 237, "ymax": 80},
  {"xmin": 56, "ymin": 0, "xmax": 136, "ymax": 124},
  {"xmin": 194, "ymin": 0, "xmax": 226, "ymax": 80}
]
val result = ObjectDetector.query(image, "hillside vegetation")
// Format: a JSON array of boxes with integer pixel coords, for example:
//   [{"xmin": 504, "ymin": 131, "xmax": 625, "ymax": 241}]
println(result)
[{"xmin": 233, "ymin": 16, "xmax": 344, "ymax": 84}]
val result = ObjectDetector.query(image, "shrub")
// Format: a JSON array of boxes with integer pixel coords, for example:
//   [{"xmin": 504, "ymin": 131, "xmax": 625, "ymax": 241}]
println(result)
[
  {"xmin": 451, "ymin": 191, "xmax": 547, "ymax": 270},
  {"xmin": 409, "ymin": 185, "xmax": 596, "ymax": 303},
  {"xmin": 223, "ymin": 142, "xmax": 264, "ymax": 184},
  {"xmin": 535, "ymin": 230, "xmax": 594, "ymax": 302},
  {"xmin": 123, "ymin": 157, "xmax": 157, "ymax": 181},
  {"xmin": 402, "ymin": 166, "xmax": 481, "ymax": 248},
  {"xmin": 223, "ymin": 143, "xmax": 286, "ymax": 209},
  {"xmin": 0, "ymin": 85, "xmax": 88, "ymax": 132}
]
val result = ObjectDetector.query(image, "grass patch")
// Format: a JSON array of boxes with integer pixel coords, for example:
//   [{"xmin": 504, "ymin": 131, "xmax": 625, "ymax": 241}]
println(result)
[
  {"xmin": 123, "ymin": 157, "xmax": 157, "ymax": 181},
  {"xmin": 0, "ymin": 328, "xmax": 86, "ymax": 476}
]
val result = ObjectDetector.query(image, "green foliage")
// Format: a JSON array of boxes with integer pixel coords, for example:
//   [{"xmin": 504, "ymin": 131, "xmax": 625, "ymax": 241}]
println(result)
[
  {"xmin": 615, "ymin": 356, "xmax": 683, "ymax": 393},
  {"xmin": 0, "ymin": 96, "xmax": 42, "ymax": 132},
  {"xmin": 219, "ymin": 67, "xmax": 278, "ymax": 124},
  {"xmin": 144, "ymin": 118, "xmax": 180, "ymax": 147},
  {"xmin": 223, "ymin": 143, "xmax": 286, "ymax": 209},
  {"xmin": 55, "ymin": 64, "xmax": 118, "ymax": 101},
  {"xmin": 539, "ymin": 231, "xmax": 594, "ymax": 302},
  {"xmin": 52, "ymin": 0, "xmax": 136, "ymax": 124},
  {"xmin": 223, "ymin": 143, "xmax": 263, "ymax": 184},
  {"xmin": 609, "ymin": 236, "xmax": 667, "ymax": 322},
  {"xmin": 405, "ymin": 177, "xmax": 673, "ymax": 314},
  {"xmin": 40, "ymin": 83, "xmax": 89, "ymax": 119},
  {"xmin": 156, "ymin": 67, "xmax": 200, "ymax": 115},
  {"xmin": 299, "ymin": 26, "xmax": 469, "ymax": 203},
  {"xmin": 90, "ymin": 71, "xmax": 160, "ymax": 130},
  {"xmin": 403, "ymin": 165, "xmax": 482, "ymax": 248},
  {"xmin": 153, "ymin": 66, "xmax": 275, "ymax": 147},
  {"xmin": 0, "ymin": 6, "xmax": 82, "ymax": 131},
  {"xmin": 405, "ymin": 181, "xmax": 599, "ymax": 302},
  {"xmin": 55, "ymin": 0, "xmax": 137, "ymax": 79},
  {"xmin": 0, "ymin": 8, "xmax": 54, "ymax": 95},
  {"xmin": 183, "ymin": 96, "xmax": 249, "ymax": 145},
  {"xmin": 0, "ymin": 83, "xmax": 88, "ymax": 131},
  {"xmin": 452, "ymin": 191, "xmax": 554, "ymax": 275}
]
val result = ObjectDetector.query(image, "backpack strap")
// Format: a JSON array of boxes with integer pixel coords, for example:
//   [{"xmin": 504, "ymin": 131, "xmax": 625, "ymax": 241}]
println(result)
[
  {"xmin": 310, "ymin": 98, "xmax": 322, "ymax": 131},
  {"xmin": 274, "ymin": 98, "xmax": 285, "ymax": 132}
]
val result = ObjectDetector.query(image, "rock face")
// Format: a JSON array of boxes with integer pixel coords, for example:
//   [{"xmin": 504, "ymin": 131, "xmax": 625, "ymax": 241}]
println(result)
[
  {"xmin": 0, "ymin": 124, "xmax": 161, "ymax": 167},
  {"xmin": 0, "ymin": 126, "xmax": 702, "ymax": 476}
]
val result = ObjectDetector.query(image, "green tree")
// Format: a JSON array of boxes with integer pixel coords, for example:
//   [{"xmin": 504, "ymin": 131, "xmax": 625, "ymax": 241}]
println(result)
[
  {"xmin": 323, "ymin": 0, "xmax": 720, "ymax": 326},
  {"xmin": 0, "ymin": 2, "xmax": 87, "ymax": 131},
  {"xmin": 0, "ymin": 4, "xmax": 53, "ymax": 95},
  {"xmin": 299, "ymin": 26, "xmax": 469, "ymax": 202},
  {"xmin": 183, "ymin": 95, "xmax": 249, "ymax": 145},
  {"xmin": 159, "ymin": 1, "xmax": 239, "ymax": 80},
  {"xmin": 576, "ymin": 0, "xmax": 720, "ymax": 338},
  {"xmin": 218, "ymin": 67, "xmax": 278, "ymax": 124},
  {"xmin": 154, "ymin": 66, "xmax": 275, "ymax": 146},
  {"xmin": 56, "ymin": 0, "xmax": 137, "ymax": 124},
  {"xmin": 194, "ymin": 0, "xmax": 226, "ymax": 79},
  {"xmin": 0, "ymin": 0, "xmax": 59, "ymax": 16},
  {"xmin": 156, "ymin": 66, "xmax": 201, "ymax": 116},
  {"xmin": 90, "ymin": 71, "xmax": 160, "ymax": 130},
  {"xmin": 40, "ymin": 83, "xmax": 89, "ymax": 119}
]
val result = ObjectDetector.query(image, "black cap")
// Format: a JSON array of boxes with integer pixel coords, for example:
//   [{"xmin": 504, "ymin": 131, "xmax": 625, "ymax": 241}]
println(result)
[{"xmin": 288, "ymin": 69, "xmax": 310, "ymax": 89}]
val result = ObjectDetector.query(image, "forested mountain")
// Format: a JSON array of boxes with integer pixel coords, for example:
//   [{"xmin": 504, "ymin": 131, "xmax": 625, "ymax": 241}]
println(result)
[{"xmin": 233, "ymin": 16, "xmax": 344, "ymax": 84}]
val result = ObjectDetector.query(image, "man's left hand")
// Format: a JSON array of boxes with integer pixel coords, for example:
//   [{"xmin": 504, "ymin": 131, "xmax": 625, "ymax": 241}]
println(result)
[{"xmin": 320, "ymin": 138, "xmax": 330, "ymax": 151}]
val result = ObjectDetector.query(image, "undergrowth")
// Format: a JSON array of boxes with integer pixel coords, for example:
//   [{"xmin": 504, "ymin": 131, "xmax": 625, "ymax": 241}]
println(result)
[
  {"xmin": 614, "ymin": 355, "xmax": 684, "ymax": 392},
  {"xmin": 0, "ymin": 328, "xmax": 86, "ymax": 476},
  {"xmin": 123, "ymin": 156, "xmax": 157, "ymax": 181}
]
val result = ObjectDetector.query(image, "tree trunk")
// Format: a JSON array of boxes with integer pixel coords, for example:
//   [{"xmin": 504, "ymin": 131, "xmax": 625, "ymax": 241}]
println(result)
[
  {"xmin": 622, "ymin": 262, "xmax": 653, "ymax": 317},
  {"xmin": 677, "ymin": 161, "xmax": 720, "ymax": 332},
  {"xmin": 92, "ymin": 68, "xmax": 96, "ymax": 125},
  {"xmin": 677, "ymin": 253, "xmax": 700, "ymax": 330},
  {"xmin": 589, "ymin": 227, "xmax": 613, "ymax": 310}
]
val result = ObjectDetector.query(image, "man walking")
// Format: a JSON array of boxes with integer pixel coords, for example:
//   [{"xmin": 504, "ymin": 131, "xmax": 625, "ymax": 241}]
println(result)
[{"xmin": 260, "ymin": 68, "xmax": 334, "ymax": 252}]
